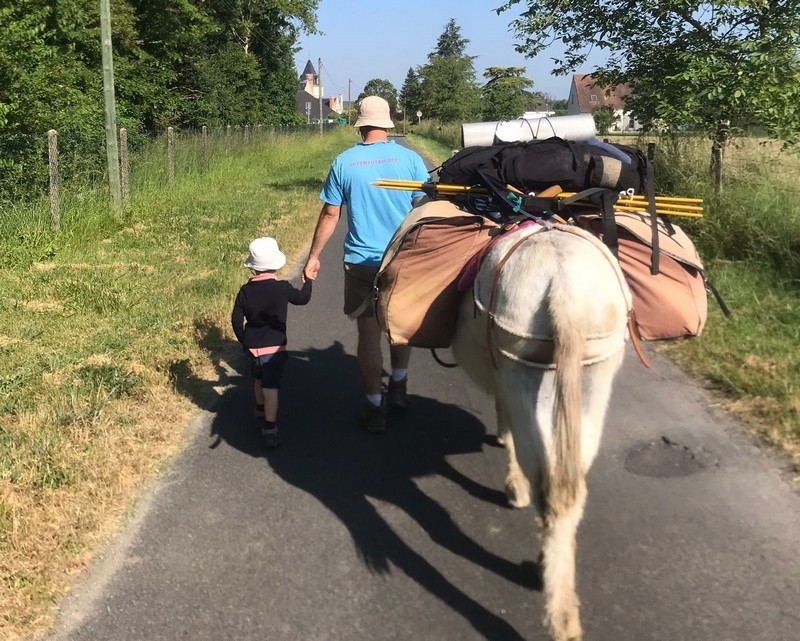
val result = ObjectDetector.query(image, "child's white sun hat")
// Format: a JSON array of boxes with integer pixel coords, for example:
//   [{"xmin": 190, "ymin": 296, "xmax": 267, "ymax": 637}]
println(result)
[{"xmin": 243, "ymin": 237, "xmax": 286, "ymax": 271}]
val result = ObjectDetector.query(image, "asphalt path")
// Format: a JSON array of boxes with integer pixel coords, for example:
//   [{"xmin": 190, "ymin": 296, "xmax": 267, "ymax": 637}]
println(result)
[{"xmin": 47, "ymin": 139, "xmax": 799, "ymax": 641}]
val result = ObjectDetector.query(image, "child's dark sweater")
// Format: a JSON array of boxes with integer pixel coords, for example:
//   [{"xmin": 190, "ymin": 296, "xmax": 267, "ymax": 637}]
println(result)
[{"xmin": 231, "ymin": 273, "xmax": 312, "ymax": 354}]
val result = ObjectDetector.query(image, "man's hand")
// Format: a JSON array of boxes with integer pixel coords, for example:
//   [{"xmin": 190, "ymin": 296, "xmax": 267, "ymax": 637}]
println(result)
[
  {"xmin": 304, "ymin": 203, "xmax": 339, "ymax": 282},
  {"xmin": 304, "ymin": 256, "xmax": 320, "ymax": 281}
]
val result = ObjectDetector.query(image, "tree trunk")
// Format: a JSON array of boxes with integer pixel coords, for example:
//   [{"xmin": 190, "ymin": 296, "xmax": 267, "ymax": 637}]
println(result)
[{"xmin": 710, "ymin": 121, "xmax": 729, "ymax": 195}]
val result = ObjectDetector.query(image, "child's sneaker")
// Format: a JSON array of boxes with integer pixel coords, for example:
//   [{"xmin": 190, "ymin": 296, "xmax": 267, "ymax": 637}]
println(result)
[{"xmin": 262, "ymin": 427, "xmax": 281, "ymax": 449}]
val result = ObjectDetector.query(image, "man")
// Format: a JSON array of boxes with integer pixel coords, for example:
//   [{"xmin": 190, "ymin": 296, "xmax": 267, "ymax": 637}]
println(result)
[{"xmin": 303, "ymin": 96, "xmax": 429, "ymax": 433}]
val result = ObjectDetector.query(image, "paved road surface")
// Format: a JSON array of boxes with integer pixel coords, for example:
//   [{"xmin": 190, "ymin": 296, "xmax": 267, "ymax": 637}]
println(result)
[{"xmin": 48, "ymin": 138, "xmax": 799, "ymax": 641}]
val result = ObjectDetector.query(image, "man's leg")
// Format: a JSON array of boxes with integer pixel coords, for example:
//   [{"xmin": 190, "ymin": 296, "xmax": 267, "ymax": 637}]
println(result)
[
  {"xmin": 389, "ymin": 345, "xmax": 411, "ymax": 371},
  {"xmin": 357, "ymin": 315, "xmax": 383, "ymax": 397},
  {"xmin": 387, "ymin": 345, "xmax": 411, "ymax": 411},
  {"xmin": 357, "ymin": 316, "xmax": 387, "ymax": 432}
]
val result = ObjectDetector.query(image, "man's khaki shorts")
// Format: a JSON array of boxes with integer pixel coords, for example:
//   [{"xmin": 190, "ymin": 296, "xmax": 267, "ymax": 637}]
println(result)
[{"xmin": 343, "ymin": 263, "xmax": 378, "ymax": 318}]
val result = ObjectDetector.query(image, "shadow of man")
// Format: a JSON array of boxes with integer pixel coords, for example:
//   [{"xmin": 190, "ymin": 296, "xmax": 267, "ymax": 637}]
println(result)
[{"xmin": 202, "ymin": 340, "xmax": 539, "ymax": 641}]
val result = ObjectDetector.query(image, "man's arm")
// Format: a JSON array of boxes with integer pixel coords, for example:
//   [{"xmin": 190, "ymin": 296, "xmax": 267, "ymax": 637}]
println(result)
[{"xmin": 303, "ymin": 203, "xmax": 341, "ymax": 280}]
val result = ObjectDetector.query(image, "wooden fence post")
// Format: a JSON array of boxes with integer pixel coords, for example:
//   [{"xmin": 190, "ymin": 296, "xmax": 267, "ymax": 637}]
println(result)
[
  {"xmin": 167, "ymin": 127, "xmax": 175, "ymax": 185},
  {"xmin": 226, "ymin": 125, "xmax": 232, "ymax": 138},
  {"xmin": 244, "ymin": 124, "xmax": 250, "ymax": 140},
  {"xmin": 47, "ymin": 129, "xmax": 60, "ymax": 230},
  {"xmin": 119, "ymin": 127, "xmax": 130, "ymax": 202}
]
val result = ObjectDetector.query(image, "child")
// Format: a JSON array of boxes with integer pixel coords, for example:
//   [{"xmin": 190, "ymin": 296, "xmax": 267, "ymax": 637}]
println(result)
[{"xmin": 231, "ymin": 237, "xmax": 312, "ymax": 448}]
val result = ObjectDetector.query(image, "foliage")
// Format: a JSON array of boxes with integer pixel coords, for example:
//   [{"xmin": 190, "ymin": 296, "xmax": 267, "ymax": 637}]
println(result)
[
  {"xmin": 498, "ymin": 0, "xmax": 800, "ymax": 188},
  {"xmin": 417, "ymin": 19, "xmax": 480, "ymax": 123},
  {"xmin": 592, "ymin": 105, "xmax": 616, "ymax": 134},
  {"xmin": 399, "ymin": 67, "xmax": 423, "ymax": 119},
  {"xmin": 481, "ymin": 66, "xmax": 534, "ymax": 121},
  {"xmin": 0, "ymin": 0, "xmax": 320, "ymax": 201},
  {"xmin": 358, "ymin": 79, "xmax": 399, "ymax": 113},
  {"xmin": 429, "ymin": 18, "xmax": 470, "ymax": 58},
  {"xmin": 550, "ymin": 97, "xmax": 568, "ymax": 116}
]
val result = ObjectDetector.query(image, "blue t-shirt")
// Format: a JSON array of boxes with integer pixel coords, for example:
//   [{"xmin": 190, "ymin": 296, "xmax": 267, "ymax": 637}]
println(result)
[{"xmin": 320, "ymin": 140, "xmax": 429, "ymax": 266}]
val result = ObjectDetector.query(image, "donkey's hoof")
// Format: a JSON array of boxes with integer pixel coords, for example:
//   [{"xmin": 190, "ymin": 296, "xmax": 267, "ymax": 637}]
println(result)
[{"xmin": 505, "ymin": 475, "xmax": 531, "ymax": 508}]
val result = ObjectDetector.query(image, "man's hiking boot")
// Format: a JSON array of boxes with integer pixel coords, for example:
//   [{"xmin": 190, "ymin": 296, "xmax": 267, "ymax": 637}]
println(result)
[
  {"xmin": 387, "ymin": 376, "xmax": 409, "ymax": 413},
  {"xmin": 362, "ymin": 398, "xmax": 387, "ymax": 433},
  {"xmin": 262, "ymin": 427, "xmax": 281, "ymax": 449}
]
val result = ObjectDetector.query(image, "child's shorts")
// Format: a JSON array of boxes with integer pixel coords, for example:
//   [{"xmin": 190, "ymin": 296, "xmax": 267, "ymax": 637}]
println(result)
[{"xmin": 249, "ymin": 351, "xmax": 289, "ymax": 389}]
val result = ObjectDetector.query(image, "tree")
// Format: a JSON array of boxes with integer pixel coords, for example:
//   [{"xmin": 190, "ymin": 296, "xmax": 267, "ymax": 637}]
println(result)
[
  {"xmin": 498, "ymin": 0, "xmax": 800, "ymax": 191},
  {"xmin": 358, "ymin": 79, "xmax": 399, "ymax": 113},
  {"xmin": 481, "ymin": 66, "xmax": 534, "ymax": 121},
  {"xmin": 430, "ymin": 18, "xmax": 469, "ymax": 58},
  {"xmin": 419, "ymin": 56, "xmax": 481, "ymax": 123},
  {"xmin": 592, "ymin": 105, "xmax": 616, "ymax": 134},
  {"xmin": 0, "ymin": 0, "xmax": 321, "ymax": 201},
  {"xmin": 399, "ymin": 67, "xmax": 422, "ymax": 119},
  {"xmin": 417, "ymin": 19, "xmax": 480, "ymax": 123}
]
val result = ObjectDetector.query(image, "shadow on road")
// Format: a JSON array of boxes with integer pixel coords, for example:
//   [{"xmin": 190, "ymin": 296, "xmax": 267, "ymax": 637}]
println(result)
[{"xmin": 178, "ymin": 337, "xmax": 539, "ymax": 641}]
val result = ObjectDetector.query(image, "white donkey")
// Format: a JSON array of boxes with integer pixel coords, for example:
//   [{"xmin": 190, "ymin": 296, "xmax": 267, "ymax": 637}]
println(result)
[{"xmin": 452, "ymin": 221, "xmax": 632, "ymax": 641}]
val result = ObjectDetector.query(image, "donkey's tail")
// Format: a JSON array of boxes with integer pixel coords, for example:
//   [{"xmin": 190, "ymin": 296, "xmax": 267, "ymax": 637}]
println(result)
[
  {"xmin": 547, "ymin": 283, "xmax": 586, "ymax": 516},
  {"xmin": 541, "ymin": 278, "xmax": 588, "ymax": 641}
]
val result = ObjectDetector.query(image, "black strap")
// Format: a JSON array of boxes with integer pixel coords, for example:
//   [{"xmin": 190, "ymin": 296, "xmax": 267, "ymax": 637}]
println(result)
[
  {"xmin": 599, "ymin": 189, "xmax": 619, "ymax": 258},
  {"xmin": 644, "ymin": 158, "xmax": 660, "ymax": 274},
  {"xmin": 430, "ymin": 348, "xmax": 459, "ymax": 368},
  {"xmin": 705, "ymin": 278, "xmax": 731, "ymax": 317}
]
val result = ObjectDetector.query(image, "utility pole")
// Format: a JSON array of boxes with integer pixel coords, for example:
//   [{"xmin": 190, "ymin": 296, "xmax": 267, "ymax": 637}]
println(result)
[
  {"xmin": 318, "ymin": 58, "xmax": 323, "ymax": 136},
  {"xmin": 100, "ymin": 0, "xmax": 121, "ymax": 210},
  {"xmin": 348, "ymin": 79, "xmax": 352, "ymax": 126}
]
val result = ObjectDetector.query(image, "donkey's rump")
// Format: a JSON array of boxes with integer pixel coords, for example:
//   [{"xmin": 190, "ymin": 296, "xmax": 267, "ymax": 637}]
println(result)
[{"xmin": 472, "ymin": 224, "xmax": 631, "ymax": 369}]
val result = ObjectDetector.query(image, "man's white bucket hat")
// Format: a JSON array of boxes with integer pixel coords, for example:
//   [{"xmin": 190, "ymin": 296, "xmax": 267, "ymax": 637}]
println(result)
[
  {"xmin": 243, "ymin": 237, "xmax": 286, "ymax": 271},
  {"xmin": 353, "ymin": 95, "xmax": 395, "ymax": 129}
]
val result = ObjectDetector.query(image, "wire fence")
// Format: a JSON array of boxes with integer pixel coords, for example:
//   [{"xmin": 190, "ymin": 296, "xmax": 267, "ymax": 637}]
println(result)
[{"xmin": 34, "ymin": 122, "xmax": 342, "ymax": 229}]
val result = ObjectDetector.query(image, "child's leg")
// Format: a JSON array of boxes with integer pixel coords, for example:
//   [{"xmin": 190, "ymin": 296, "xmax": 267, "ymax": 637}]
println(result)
[
  {"xmin": 253, "ymin": 379, "xmax": 265, "ymax": 407},
  {"xmin": 263, "ymin": 388, "xmax": 279, "ymax": 423},
  {"xmin": 253, "ymin": 380, "xmax": 265, "ymax": 417}
]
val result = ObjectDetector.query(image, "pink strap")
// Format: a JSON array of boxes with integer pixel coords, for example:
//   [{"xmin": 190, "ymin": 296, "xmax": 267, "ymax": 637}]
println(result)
[{"xmin": 248, "ymin": 345, "xmax": 285, "ymax": 358}]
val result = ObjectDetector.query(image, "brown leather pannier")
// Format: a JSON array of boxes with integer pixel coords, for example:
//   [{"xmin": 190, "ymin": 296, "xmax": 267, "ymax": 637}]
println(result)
[
  {"xmin": 576, "ymin": 210, "xmax": 708, "ymax": 340},
  {"xmin": 376, "ymin": 200, "xmax": 502, "ymax": 348}
]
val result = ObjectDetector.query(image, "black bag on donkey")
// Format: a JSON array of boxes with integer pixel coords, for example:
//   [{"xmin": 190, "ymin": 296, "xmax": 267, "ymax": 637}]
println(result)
[{"xmin": 437, "ymin": 136, "xmax": 649, "ymax": 195}]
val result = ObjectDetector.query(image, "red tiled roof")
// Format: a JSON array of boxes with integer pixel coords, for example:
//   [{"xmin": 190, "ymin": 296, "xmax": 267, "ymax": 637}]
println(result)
[{"xmin": 571, "ymin": 74, "xmax": 631, "ymax": 113}]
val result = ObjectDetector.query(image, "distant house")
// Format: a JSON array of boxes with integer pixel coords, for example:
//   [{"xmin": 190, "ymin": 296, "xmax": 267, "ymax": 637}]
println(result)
[
  {"xmin": 566, "ymin": 74, "xmax": 640, "ymax": 132},
  {"xmin": 296, "ymin": 60, "xmax": 343, "ymax": 122}
]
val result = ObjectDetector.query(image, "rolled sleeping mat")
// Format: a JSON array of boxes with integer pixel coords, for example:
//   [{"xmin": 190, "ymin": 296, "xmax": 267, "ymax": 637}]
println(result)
[{"xmin": 461, "ymin": 113, "xmax": 596, "ymax": 147}]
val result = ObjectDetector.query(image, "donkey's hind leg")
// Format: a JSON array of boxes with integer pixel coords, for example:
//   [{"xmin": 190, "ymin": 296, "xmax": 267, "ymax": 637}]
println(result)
[{"xmin": 495, "ymin": 396, "xmax": 531, "ymax": 509}]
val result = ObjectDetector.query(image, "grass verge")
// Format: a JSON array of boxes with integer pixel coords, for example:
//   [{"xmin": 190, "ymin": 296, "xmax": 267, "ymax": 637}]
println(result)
[{"xmin": 0, "ymin": 126, "xmax": 357, "ymax": 641}]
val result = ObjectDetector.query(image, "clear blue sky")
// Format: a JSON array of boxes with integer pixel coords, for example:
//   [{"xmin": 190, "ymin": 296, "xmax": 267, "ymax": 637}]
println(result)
[{"xmin": 294, "ymin": 0, "xmax": 600, "ymax": 104}]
